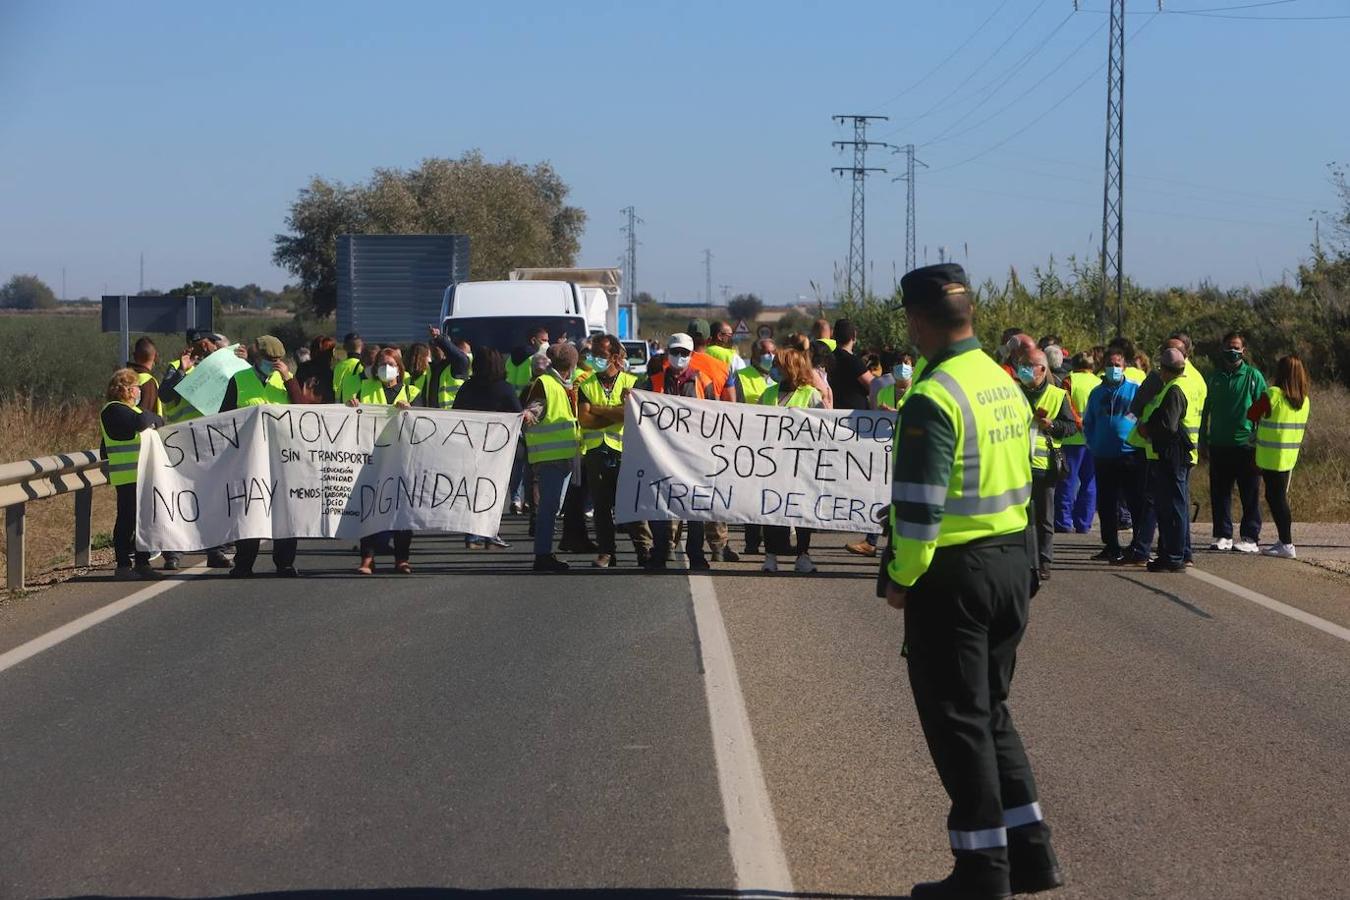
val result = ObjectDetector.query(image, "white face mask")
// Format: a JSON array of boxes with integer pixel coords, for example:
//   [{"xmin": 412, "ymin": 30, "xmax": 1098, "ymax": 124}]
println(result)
[
  {"xmin": 377, "ymin": 364, "xmax": 399, "ymax": 383},
  {"xmin": 668, "ymin": 353, "xmax": 691, "ymax": 372},
  {"xmin": 130, "ymin": 389, "xmax": 142, "ymax": 408}
]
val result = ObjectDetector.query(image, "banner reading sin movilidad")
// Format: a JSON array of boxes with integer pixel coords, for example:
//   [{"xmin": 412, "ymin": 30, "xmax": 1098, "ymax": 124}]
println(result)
[{"xmin": 135, "ymin": 405, "xmax": 521, "ymax": 549}]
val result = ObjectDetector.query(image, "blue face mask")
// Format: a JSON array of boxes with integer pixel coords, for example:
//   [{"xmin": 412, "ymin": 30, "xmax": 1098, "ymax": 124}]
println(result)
[
  {"xmin": 760, "ymin": 353, "xmax": 774, "ymax": 370},
  {"xmin": 257, "ymin": 359, "xmax": 275, "ymax": 376},
  {"xmin": 1016, "ymin": 364, "xmax": 1036, "ymax": 385},
  {"xmin": 895, "ymin": 363, "xmax": 913, "ymax": 381},
  {"xmin": 1105, "ymin": 365, "xmax": 1124, "ymax": 384}
]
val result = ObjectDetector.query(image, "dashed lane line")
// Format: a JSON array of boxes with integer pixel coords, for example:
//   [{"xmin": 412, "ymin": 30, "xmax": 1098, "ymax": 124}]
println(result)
[
  {"xmin": 1187, "ymin": 567, "xmax": 1350, "ymax": 644},
  {"xmin": 0, "ymin": 566, "xmax": 207, "ymax": 675}
]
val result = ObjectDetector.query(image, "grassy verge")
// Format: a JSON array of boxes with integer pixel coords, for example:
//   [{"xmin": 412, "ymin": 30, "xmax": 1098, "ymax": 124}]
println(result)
[{"xmin": 1190, "ymin": 383, "xmax": 1350, "ymax": 525}]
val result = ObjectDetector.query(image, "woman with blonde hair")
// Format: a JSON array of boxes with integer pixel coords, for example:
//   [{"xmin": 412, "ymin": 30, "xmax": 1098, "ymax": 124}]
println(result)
[
  {"xmin": 1249, "ymin": 354, "xmax": 1311, "ymax": 559},
  {"xmin": 759, "ymin": 348, "xmax": 825, "ymax": 574},
  {"xmin": 100, "ymin": 368, "xmax": 164, "ymax": 580}
]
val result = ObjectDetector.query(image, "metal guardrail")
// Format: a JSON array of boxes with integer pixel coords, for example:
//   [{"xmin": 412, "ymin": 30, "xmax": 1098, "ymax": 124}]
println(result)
[{"xmin": 0, "ymin": 450, "xmax": 106, "ymax": 591}]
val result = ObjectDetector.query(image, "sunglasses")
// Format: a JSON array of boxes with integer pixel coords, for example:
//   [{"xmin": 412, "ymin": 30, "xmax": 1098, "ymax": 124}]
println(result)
[{"xmin": 668, "ymin": 348, "xmax": 692, "ymax": 358}]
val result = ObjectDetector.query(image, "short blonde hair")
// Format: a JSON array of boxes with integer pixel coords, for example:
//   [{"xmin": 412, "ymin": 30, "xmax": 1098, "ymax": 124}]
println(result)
[
  {"xmin": 106, "ymin": 368, "xmax": 139, "ymax": 402},
  {"xmin": 776, "ymin": 348, "xmax": 814, "ymax": 392}
]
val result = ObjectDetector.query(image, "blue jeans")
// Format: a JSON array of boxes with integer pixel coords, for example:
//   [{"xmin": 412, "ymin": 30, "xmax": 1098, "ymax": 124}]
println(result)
[
  {"xmin": 533, "ymin": 460, "xmax": 572, "ymax": 556},
  {"xmin": 1151, "ymin": 456, "xmax": 1191, "ymax": 566},
  {"xmin": 1054, "ymin": 444, "xmax": 1097, "ymax": 533}
]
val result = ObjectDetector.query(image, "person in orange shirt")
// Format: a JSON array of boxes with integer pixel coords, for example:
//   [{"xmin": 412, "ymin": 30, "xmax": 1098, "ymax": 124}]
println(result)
[{"xmin": 684, "ymin": 319, "xmax": 739, "ymax": 561}]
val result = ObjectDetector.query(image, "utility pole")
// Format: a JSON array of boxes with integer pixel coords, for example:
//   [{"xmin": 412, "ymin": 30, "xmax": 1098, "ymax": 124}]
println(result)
[
  {"xmin": 719, "ymin": 284, "xmax": 732, "ymax": 306},
  {"xmin": 1088, "ymin": 0, "xmax": 1160, "ymax": 338},
  {"xmin": 139, "ymin": 252, "xmax": 144, "ymax": 293},
  {"xmin": 1096, "ymin": 0, "xmax": 1126, "ymax": 340},
  {"xmin": 620, "ymin": 206, "xmax": 642, "ymax": 307},
  {"xmin": 892, "ymin": 144, "xmax": 928, "ymax": 273},
  {"xmin": 703, "ymin": 249, "xmax": 713, "ymax": 309},
  {"xmin": 61, "ymin": 267, "xmax": 66, "ymax": 303},
  {"xmin": 832, "ymin": 114, "xmax": 891, "ymax": 300}
]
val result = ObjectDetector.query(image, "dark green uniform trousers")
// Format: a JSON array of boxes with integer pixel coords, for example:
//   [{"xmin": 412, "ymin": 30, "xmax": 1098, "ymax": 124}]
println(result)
[{"xmin": 904, "ymin": 532, "xmax": 1057, "ymax": 889}]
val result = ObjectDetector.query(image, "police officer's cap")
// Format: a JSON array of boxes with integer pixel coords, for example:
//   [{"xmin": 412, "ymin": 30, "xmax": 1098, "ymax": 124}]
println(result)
[{"xmin": 900, "ymin": 263, "xmax": 971, "ymax": 311}]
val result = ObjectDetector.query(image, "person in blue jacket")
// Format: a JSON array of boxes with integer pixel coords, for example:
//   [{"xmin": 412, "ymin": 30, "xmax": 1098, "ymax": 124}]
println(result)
[{"xmin": 1083, "ymin": 346, "xmax": 1149, "ymax": 564}]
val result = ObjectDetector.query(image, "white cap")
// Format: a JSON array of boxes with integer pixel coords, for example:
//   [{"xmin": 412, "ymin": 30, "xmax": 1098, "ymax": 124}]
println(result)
[{"xmin": 667, "ymin": 333, "xmax": 694, "ymax": 352}]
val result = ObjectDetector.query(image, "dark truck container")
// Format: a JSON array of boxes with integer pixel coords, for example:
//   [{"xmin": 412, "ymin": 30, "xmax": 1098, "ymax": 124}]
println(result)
[{"xmin": 335, "ymin": 234, "xmax": 470, "ymax": 344}]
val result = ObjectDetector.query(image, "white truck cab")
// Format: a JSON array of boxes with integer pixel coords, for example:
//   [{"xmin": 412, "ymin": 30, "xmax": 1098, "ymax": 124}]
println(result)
[{"xmin": 440, "ymin": 280, "xmax": 588, "ymax": 356}]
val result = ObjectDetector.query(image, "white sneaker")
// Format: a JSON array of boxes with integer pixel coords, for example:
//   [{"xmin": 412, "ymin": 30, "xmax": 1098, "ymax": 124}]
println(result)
[
  {"xmin": 1232, "ymin": 539, "xmax": 1259, "ymax": 554},
  {"xmin": 762, "ymin": 553, "xmax": 779, "ymax": 573},
  {"xmin": 1209, "ymin": 538, "xmax": 1233, "ymax": 551},
  {"xmin": 1263, "ymin": 543, "xmax": 1297, "ymax": 559},
  {"xmin": 794, "ymin": 553, "xmax": 817, "ymax": 574}
]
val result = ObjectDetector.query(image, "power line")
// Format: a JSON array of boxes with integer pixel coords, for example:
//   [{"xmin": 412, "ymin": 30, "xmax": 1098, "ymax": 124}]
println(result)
[
  {"xmin": 920, "ymin": 16, "xmax": 1106, "ymax": 148},
  {"xmin": 866, "ymin": 0, "xmax": 1014, "ymax": 112},
  {"xmin": 928, "ymin": 12, "xmax": 1161, "ymax": 174},
  {"xmin": 914, "ymin": 11, "xmax": 1082, "ymax": 147},
  {"xmin": 882, "ymin": 0, "xmax": 1055, "ymax": 137}
]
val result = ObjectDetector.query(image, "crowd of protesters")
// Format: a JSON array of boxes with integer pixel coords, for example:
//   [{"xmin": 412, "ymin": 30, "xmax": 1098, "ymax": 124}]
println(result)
[{"xmin": 100, "ymin": 316, "xmax": 1312, "ymax": 580}]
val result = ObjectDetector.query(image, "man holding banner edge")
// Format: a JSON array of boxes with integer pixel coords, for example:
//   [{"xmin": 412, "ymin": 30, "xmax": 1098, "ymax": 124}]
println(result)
[{"xmin": 883, "ymin": 264, "xmax": 1061, "ymax": 899}]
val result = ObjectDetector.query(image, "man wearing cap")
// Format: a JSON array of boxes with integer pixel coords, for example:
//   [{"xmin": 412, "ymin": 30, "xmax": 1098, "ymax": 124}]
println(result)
[
  {"xmin": 882, "ymin": 264, "xmax": 1061, "ymax": 900},
  {"xmin": 1137, "ymin": 347, "xmax": 1194, "ymax": 573},
  {"xmin": 640, "ymin": 333, "xmax": 717, "ymax": 570},
  {"xmin": 223, "ymin": 335, "xmax": 304, "ymax": 578}
]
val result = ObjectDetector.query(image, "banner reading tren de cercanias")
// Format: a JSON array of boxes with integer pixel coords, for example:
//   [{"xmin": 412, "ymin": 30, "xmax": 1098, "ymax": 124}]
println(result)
[
  {"xmin": 615, "ymin": 393, "xmax": 895, "ymax": 533},
  {"xmin": 135, "ymin": 405, "xmax": 521, "ymax": 549}
]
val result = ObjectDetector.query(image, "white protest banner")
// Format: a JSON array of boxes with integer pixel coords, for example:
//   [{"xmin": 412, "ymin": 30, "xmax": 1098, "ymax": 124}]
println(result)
[
  {"xmin": 175, "ymin": 345, "xmax": 252, "ymax": 416},
  {"xmin": 135, "ymin": 404, "xmax": 521, "ymax": 550},
  {"xmin": 614, "ymin": 393, "xmax": 894, "ymax": 533}
]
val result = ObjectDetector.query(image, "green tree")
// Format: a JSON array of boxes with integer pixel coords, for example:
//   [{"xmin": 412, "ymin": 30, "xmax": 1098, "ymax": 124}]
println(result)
[
  {"xmin": 0, "ymin": 274, "xmax": 58, "ymax": 309},
  {"xmin": 727, "ymin": 293, "xmax": 764, "ymax": 323},
  {"xmin": 273, "ymin": 151, "xmax": 587, "ymax": 317}
]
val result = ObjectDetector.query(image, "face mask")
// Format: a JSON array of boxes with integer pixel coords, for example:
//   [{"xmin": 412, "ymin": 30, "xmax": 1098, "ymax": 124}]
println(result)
[
  {"xmin": 130, "ymin": 389, "xmax": 142, "ymax": 408},
  {"xmin": 1016, "ymin": 364, "xmax": 1036, "ymax": 386},
  {"xmin": 760, "ymin": 353, "xmax": 775, "ymax": 370},
  {"xmin": 668, "ymin": 353, "xmax": 691, "ymax": 372},
  {"xmin": 257, "ymin": 359, "xmax": 275, "ymax": 376},
  {"xmin": 1224, "ymin": 348, "xmax": 1243, "ymax": 365},
  {"xmin": 896, "ymin": 363, "xmax": 913, "ymax": 381},
  {"xmin": 377, "ymin": 364, "xmax": 398, "ymax": 383},
  {"xmin": 1106, "ymin": 365, "xmax": 1124, "ymax": 384}
]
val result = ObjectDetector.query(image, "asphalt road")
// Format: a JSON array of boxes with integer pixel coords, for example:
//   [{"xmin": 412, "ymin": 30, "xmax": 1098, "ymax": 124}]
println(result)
[{"xmin": 2, "ymin": 520, "xmax": 1348, "ymax": 899}]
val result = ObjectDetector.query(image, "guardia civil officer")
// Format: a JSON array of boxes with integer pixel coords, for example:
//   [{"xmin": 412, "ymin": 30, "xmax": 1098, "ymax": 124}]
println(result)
[{"xmin": 883, "ymin": 264, "xmax": 1062, "ymax": 899}]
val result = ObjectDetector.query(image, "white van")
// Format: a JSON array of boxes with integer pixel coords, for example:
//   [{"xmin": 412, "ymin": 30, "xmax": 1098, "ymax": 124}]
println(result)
[{"xmin": 439, "ymin": 280, "xmax": 588, "ymax": 355}]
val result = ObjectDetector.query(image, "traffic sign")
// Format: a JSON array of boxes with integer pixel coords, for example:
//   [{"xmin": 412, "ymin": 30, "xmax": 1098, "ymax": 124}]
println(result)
[
  {"xmin": 732, "ymin": 319, "xmax": 752, "ymax": 341},
  {"xmin": 757, "ymin": 325, "xmax": 773, "ymax": 340}
]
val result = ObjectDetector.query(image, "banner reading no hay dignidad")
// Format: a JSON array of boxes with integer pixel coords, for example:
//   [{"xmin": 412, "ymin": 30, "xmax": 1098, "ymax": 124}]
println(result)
[
  {"xmin": 135, "ymin": 404, "xmax": 521, "ymax": 550},
  {"xmin": 615, "ymin": 393, "xmax": 895, "ymax": 534}
]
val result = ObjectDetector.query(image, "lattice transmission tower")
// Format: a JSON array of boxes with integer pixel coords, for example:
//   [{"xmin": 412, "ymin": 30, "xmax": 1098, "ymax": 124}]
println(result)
[
  {"xmin": 832, "ymin": 115, "xmax": 891, "ymax": 299},
  {"xmin": 893, "ymin": 144, "xmax": 928, "ymax": 274}
]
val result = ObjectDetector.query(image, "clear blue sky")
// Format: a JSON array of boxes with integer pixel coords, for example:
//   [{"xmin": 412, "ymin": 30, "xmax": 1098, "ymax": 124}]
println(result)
[{"xmin": 2, "ymin": 0, "xmax": 1347, "ymax": 305}]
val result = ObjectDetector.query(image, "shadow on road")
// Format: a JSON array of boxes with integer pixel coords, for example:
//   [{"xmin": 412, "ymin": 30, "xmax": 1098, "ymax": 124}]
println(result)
[{"xmin": 57, "ymin": 890, "xmax": 909, "ymax": 900}]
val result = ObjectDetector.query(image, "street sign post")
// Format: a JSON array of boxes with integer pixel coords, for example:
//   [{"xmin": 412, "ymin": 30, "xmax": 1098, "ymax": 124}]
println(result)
[
  {"xmin": 732, "ymin": 319, "xmax": 752, "ymax": 342},
  {"xmin": 101, "ymin": 295, "xmax": 211, "ymax": 364}
]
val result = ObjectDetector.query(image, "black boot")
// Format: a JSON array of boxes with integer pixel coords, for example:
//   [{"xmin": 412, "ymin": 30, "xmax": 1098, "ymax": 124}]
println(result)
[
  {"xmin": 912, "ymin": 850, "xmax": 1011, "ymax": 900},
  {"xmin": 532, "ymin": 554, "xmax": 569, "ymax": 572},
  {"xmin": 1008, "ymin": 822, "xmax": 1063, "ymax": 894}
]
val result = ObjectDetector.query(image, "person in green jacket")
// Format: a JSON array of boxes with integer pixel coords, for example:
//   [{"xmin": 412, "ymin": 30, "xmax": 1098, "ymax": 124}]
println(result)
[{"xmin": 1200, "ymin": 331, "xmax": 1267, "ymax": 553}]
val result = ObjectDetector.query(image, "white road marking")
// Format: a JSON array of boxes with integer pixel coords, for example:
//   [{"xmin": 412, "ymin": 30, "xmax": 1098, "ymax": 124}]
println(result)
[
  {"xmin": 687, "ymin": 574, "xmax": 794, "ymax": 894},
  {"xmin": 1187, "ymin": 567, "xmax": 1350, "ymax": 644},
  {"xmin": 0, "ymin": 566, "xmax": 207, "ymax": 675}
]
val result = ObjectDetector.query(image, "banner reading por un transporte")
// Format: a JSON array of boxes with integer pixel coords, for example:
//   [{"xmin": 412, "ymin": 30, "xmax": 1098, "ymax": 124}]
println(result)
[
  {"xmin": 614, "ymin": 393, "xmax": 894, "ymax": 533},
  {"xmin": 135, "ymin": 404, "xmax": 521, "ymax": 550}
]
